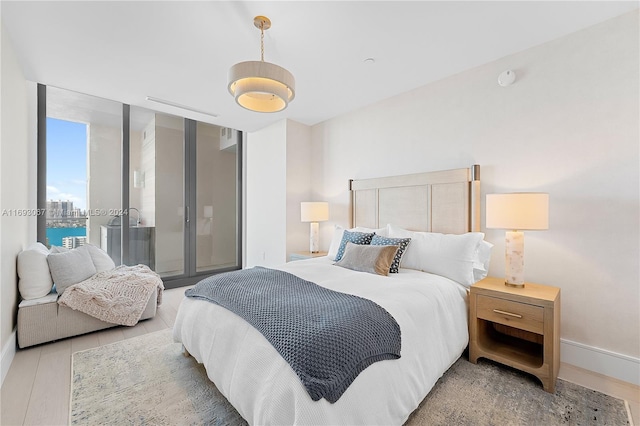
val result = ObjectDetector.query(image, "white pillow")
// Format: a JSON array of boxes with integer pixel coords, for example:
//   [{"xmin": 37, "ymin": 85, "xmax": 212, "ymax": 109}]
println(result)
[
  {"xmin": 353, "ymin": 225, "xmax": 388, "ymax": 237},
  {"xmin": 327, "ymin": 226, "xmax": 345, "ymax": 259},
  {"xmin": 82, "ymin": 244, "xmax": 116, "ymax": 272},
  {"xmin": 47, "ymin": 247, "xmax": 97, "ymax": 294},
  {"xmin": 387, "ymin": 224, "xmax": 486, "ymax": 287},
  {"xmin": 473, "ymin": 240, "xmax": 494, "ymax": 282},
  {"xmin": 327, "ymin": 225, "xmax": 389, "ymax": 259},
  {"xmin": 17, "ymin": 242, "xmax": 53, "ymax": 300}
]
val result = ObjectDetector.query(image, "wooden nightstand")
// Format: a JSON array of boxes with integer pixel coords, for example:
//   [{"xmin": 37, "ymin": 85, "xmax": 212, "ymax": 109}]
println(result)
[
  {"xmin": 469, "ymin": 277, "xmax": 561, "ymax": 393},
  {"xmin": 289, "ymin": 251, "xmax": 328, "ymax": 262}
]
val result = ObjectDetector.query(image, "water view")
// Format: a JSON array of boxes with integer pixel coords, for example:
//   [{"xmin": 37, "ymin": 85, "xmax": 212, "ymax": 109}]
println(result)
[{"xmin": 46, "ymin": 227, "xmax": 87, "ymax": 247}]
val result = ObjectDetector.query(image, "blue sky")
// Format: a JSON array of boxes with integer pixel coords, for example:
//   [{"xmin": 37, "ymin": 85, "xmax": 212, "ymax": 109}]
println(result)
[{"xmin": 46, "ymin": 117, "xmax": 87, "ymax": 210}]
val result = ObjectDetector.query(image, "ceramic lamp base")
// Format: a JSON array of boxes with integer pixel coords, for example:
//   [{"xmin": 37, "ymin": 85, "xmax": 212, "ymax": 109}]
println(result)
[
  {"xmin": 505, "ymin": 230, "xmax": 524, "ymax": 287},
  {"xmin": 309, "ymin": 222, "xmax": 319, "ymax": 253}
]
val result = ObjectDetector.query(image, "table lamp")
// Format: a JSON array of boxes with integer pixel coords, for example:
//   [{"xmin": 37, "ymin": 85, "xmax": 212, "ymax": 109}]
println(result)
[
  {"xmin": 300, "ymin": 202, "xmax": 329, "ymax": 253},
  {"xmin": 486, "ymin": 193, "xmax": 549, "ymax": 287}
]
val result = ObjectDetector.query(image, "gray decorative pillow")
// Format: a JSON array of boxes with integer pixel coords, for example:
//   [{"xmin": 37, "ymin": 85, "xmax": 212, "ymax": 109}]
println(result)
[
  {"xmin": 81, "ymin": 244, "xmax": 116, "ymax": 272},
  {"xmin": 370, "ymin": 235, "xmax": 411, "ymax": 273},
  {"xmin": 335, "ymin": 242, "xmax": 399, "ymax": 276},
  {"xmin": 334, "ymin": 230, "xmax": 375, "ymax": 261},
  {"xmin": 47, "ymin": 247, "xmax": 97, "ymax": 294}
]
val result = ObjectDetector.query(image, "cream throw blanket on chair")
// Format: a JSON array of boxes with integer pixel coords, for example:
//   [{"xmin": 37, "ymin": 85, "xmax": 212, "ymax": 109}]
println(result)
[{"xmin": 58, "ymin": 264, "xmax": 164, "ymax": 326}]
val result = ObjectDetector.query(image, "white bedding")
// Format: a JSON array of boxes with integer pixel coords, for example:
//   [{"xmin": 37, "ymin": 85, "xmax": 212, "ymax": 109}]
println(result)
[{"xmin": 172, "ymin": 257, "xmax": 469, "ymax": 425}]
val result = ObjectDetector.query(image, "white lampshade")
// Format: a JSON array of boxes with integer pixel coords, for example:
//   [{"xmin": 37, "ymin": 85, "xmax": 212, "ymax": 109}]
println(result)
[
  {"xmin": 486, "ymin": 193, "xmax": 549, "ymax": 287},
  {"xmin": 300, "ymin": 202, "xmax": 329, "ymax": 222},
  {"xmin": 228, "ymin": 61, "xmax": 295, "ymax": 113},
  {"xmin": 486, "ymin": 193, "xmax": 549, "ymax": 230},
  {"xmin": 301, "ymin": 201, "xmax": 329, "ymax": 253},
  {"xmin": 228, "ymin": 16, "xmax": 295, "ymax": 113}
]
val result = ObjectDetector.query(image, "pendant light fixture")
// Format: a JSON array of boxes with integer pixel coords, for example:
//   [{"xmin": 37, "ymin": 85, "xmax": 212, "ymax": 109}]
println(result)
[{"xmin": 228, "ymin": 16, "xmax": 295, "ymax": 113}]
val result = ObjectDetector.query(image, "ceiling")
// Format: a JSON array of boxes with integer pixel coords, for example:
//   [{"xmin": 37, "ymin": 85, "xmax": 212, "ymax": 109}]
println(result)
[{"xmin": 2, "ymin": 1, "xmax": 638, "ymax": 132}]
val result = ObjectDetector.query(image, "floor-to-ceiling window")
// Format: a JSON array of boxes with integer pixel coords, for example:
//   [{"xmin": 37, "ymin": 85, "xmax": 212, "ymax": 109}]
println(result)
[
  {"xmin": 38, "ymin": 85, "xmax": 242, "ymax": 287},
  {"xmin": 194, "ymin": 122, "xmax": 240, "ymax": 273},
  {"xmin": 44, "ymin": 86, "xmax": 123, "ymax": 257},
  {"xmin": 45, "ymin": 117, "xmax": 89, "ymax": 248},
  {"xmin": 129, "ymin": 107, "xmax": 186, "ymax": 277}
]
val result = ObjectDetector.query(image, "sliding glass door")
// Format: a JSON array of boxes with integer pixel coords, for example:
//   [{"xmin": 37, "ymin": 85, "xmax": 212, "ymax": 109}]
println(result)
[
  {"xmin": 194, "ymin": 122, "xmax": 240, "ymax": 273},
  {"xmin": 39, "ymin": 85, "xmax": 242, "ymax": 287},
  {"xmin": 129, "ymin": 107, "xmax": 186, "ymax": 278}
]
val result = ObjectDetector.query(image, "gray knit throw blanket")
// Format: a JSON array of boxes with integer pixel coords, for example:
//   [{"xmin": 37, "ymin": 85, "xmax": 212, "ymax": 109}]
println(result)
[{"xmin": 186, "ymin": 267, "xmax": 401, "ymax": 403}]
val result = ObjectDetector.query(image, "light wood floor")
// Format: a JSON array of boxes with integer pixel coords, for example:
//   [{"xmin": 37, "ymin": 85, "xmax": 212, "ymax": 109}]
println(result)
[
  {"xmin": 1, "ymin": 286, "xmax": 638, "ymax": 425},
  {"xmin": 0, "ymin": 286, "xmax": 187, "ymax": 426}
]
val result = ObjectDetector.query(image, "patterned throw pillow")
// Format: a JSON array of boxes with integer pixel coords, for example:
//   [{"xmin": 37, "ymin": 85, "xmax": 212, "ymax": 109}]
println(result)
[
  {"xmin": 333, "ymin": 230, "xmax": 375, "ymax": 261},
  {"xmin": 370, "ymin": 235, "xmax": 411, "ymax": 273}
]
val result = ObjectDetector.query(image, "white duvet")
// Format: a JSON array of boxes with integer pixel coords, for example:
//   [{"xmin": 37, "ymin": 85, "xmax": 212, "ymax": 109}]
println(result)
[{"xmin": 173, "ymin": 257, "xmax": 469, "ymax": 425}]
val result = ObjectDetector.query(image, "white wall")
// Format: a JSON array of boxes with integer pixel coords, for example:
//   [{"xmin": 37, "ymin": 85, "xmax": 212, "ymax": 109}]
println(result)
[
  {"xmin": 246, "ymin": 120, "xmax": 287, "ymax": 267},
  {"xmin": 87, "ymin": 123, "xmax": 121, "ymax": 247},
  {"xmin": 245, "ymin": 119, "xmax": 313, "ymax": 267},
  {"xmin": 311, "ymin": 11, "xmax": 639, "ymax": 375},
  {"xmin": 1, "ymin": 21, "xmax": 35, "ymax": 382},
  {"xmin": 285, "ymin": 120, "xmax": 313, "ymax": 254}
]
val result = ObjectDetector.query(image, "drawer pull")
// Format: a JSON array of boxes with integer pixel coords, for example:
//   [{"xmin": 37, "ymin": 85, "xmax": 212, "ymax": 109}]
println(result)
[{"xmin": 493, "ymin": 309, "xmax": 522, "ymax": 318}]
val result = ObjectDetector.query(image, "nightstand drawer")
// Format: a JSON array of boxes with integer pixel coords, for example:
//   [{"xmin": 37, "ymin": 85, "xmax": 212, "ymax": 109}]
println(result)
[{"xmin": 476, "ymin": 295, "xmax": 544, "ymax": 334}]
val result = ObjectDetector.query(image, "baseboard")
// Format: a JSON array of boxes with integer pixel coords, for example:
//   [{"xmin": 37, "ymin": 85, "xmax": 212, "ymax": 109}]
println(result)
[
  {"xmin": 1, "ymin": 329, "xmax": 17, "ymax": 387},
  {"xmin": 561, "ymin": 338, "xmax": 640, "ymax": 386}
]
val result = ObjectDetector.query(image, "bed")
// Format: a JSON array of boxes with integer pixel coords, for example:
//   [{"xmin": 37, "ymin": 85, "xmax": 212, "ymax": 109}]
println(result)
[{"xmin": 173, "ymin": 165, "xmax": 483, "ymax": 425}]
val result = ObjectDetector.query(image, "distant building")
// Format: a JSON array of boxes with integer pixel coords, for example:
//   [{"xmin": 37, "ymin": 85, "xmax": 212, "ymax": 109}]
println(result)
[
  {"xmin": 47, "ymin": 200, "xmax": 75, "ymax": 218},
  {"xmin": 62, "ymin": 236, "xmax": 87, "ymax": 249},
  {"xmin": 61, "ymin": 201, "xmax": 73, "ymax": 217},
  {"xmin": 47, "ymin": 200, "xmax": 86, "ymax": 219},
  {"xmin": 47, "ymin": 200, "xmax": 61, "ymax": 218}
]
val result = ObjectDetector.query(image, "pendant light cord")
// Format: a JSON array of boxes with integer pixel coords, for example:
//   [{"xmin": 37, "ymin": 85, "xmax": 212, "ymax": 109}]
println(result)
[{"xmin": 260, "ymin": 22, "xmax": 265, "ymax": 62}]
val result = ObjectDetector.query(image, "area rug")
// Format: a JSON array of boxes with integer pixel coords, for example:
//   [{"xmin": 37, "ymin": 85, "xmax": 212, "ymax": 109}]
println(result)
[{"xmin": 70, "ymin": 329, "xmax": 631, "ymax": 425}]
